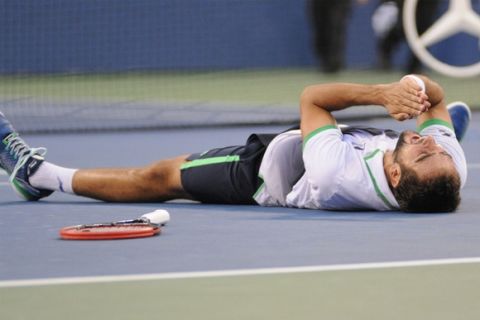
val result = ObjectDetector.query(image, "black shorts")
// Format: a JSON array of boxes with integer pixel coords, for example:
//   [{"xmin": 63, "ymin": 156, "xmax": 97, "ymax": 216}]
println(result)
[{"xmin": 180, "ymin": 133, "xmax": 277, "ymax": 204}]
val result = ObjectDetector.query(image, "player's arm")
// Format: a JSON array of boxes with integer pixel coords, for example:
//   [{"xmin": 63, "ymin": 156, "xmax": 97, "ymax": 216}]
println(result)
[
  {"xmin": 299, "ymin": 81, "xmax": 427, "ymax": 139},
  {"xmin": 409, "ymin": 75, "xmax": 451, "ymax": 129}
]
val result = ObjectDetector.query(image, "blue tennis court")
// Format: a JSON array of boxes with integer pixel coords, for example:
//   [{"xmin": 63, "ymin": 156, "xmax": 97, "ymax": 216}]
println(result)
[{"xmin": 1, "ymin": 115, "xmax": 480, "ymax": 319}]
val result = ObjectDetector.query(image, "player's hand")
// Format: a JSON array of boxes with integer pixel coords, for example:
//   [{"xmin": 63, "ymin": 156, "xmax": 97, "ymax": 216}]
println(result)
[{"xmin": 382, "ymin": 79, "xmax": 430, "ymax": 121}]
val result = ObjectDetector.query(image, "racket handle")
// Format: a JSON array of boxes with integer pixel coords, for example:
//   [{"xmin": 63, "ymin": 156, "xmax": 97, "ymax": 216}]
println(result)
[{"xmin": 141, "ymin": 209, "xmax": 170, "ymax": 226}]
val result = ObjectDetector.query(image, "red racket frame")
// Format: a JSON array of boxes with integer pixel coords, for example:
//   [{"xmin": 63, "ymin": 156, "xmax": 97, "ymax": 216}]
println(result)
[{"xmin": 60, "ymin": 223, "xmax": 160, "ymax": 240}]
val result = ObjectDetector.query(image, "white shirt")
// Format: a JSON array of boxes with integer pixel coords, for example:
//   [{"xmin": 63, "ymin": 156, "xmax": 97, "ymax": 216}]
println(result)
[{"xmin": 254, "ymin": 122, "xmax": 466, "ymax": 211}]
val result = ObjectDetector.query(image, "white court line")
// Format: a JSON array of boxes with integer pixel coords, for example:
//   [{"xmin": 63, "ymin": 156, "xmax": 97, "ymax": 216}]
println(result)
[
  {"xmin": 1, "ymin": 257, "xmax": 480, "ymax": 288},
  {"xmin": 0, "ymin": 182, "xmax": 9, "ymax": 187}
]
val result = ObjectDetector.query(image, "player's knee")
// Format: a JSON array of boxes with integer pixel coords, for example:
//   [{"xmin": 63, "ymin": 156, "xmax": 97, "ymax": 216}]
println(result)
[
  {"xmin": 136, "ymin": 164, "xmax": 170, "ymax": 187},
  {"xmin": 137, "ymin": 156, "xmax": 186, "ymax": 191}
]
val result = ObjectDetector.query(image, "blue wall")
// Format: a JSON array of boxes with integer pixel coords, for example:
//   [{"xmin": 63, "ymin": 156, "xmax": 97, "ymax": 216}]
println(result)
[{"xmin": 0, "ymin": 0, "xmax": 478, "ymax": 74}]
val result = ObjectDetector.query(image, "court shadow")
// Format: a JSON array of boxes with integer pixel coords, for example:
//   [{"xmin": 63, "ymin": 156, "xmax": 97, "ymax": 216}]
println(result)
[
  {"xmin": 157, "ymin": 202, "xmax": 452, "ymax": 222},
  {"xmin": 0, "ymin": 198, "xmax": 452, "ymax": 222}
]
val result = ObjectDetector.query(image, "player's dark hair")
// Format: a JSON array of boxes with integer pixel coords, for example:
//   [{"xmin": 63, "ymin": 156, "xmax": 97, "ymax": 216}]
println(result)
[{"xmin": 392, "ymin": 164, "xmax": 461, "ymax": 213}]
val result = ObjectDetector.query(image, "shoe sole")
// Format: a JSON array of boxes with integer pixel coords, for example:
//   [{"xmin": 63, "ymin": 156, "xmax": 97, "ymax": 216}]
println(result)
[{"xmin": 10, "ymin": 178, "xmax": 40, "ymax": 201}]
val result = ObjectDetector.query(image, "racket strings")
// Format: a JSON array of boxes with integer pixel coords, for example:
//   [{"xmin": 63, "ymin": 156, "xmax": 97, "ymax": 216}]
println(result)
[
  {"xmin": 61, "ymin": 223, "xmax": 160, "ymax": 240},
  {"xmin": 76, "ymin": 223, "xmax": 151, "ymax": 231}
]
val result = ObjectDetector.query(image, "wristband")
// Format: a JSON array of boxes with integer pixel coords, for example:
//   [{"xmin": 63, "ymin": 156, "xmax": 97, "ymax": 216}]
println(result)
[{"xmin": 401, "ymin": 74, "xmax": 426, "ymax": 93}]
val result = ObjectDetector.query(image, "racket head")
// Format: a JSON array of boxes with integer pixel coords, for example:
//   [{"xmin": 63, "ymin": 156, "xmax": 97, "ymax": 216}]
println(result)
[{"xmin": 60, "ymin": 223, "xmax": 160, "ymax": 240}]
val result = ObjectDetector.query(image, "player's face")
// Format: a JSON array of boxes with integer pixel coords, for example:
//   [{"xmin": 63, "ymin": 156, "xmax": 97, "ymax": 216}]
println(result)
[{"xmin": 393, "ymin": 130, "xmax": 456, "ymax": 178}]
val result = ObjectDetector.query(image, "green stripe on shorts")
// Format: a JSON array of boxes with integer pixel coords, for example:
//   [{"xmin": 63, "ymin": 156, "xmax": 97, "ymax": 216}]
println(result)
[{"xmin": 180, "ymin": 155, "xmax": 240, "ymax": 170}]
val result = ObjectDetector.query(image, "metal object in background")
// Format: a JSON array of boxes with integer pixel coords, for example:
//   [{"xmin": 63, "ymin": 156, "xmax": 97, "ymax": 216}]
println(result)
[{"xmin": 403, "ymin": 0, "xmax": 480, "ymax": 77}]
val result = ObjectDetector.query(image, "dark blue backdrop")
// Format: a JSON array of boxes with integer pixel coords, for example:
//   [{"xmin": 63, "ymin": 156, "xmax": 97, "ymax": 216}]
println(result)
[{"xmin": 0, "ymin": 0, "xmax": 478, "ymax": 74}]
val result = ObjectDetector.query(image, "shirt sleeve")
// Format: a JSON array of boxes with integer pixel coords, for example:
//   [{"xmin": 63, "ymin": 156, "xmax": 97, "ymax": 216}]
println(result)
[
  {"xmin": 418, "ymin": 119, "xmax": 467, "ymax": 188},
  {"xmin": 302, "ymin": 125, "xmax": 351, "ymax": 200}
]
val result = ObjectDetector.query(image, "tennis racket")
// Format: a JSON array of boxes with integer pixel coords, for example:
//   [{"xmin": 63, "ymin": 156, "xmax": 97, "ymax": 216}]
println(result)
[{"xmin": 59, "ymin": 209, "xmax": 170, "ymax": 240}]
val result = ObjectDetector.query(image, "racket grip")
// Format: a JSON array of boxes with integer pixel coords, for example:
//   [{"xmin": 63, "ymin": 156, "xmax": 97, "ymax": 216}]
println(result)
[{"xmin": 141, "ymin": 209, "xmax": 170, "ymax": 225}]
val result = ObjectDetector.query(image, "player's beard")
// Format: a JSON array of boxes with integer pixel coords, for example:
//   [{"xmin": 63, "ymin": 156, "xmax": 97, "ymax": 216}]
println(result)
[{"xmin": 393, "ymin": 130, "xmax": 416, "ymax": 162}]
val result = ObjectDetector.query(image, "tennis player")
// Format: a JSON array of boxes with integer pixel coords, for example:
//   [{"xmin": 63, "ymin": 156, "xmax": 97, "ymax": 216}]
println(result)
[{"xmin": 0, "ymin": 75, "xmax": 470, "ymax": 212}]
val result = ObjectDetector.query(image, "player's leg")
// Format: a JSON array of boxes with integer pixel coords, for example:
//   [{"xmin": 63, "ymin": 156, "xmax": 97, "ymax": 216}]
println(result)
[
  {"xmin": 323, "ymin": 0, "xmax": 350, "ymax": 72},
  {"xmin": 72, "ymin": 134, "xmax": 270, "ymax": 203},
  {"xmin": 0, "ymin": 111, "xmax": 192, "ymax": 202},
  {"xmin": 309, "ymin": 0, "xmax": 330, "ymax": 70},
  {"xmin": 406, "ymin": 0, "xmax": 440, "ymax": 73},
  {"xmin": 377, "ymin": 0, "xmax": 403, "ymax": 69},
  {"xmin": 71, "ymin": 155, "xmax": 193, "ymax": 202}
]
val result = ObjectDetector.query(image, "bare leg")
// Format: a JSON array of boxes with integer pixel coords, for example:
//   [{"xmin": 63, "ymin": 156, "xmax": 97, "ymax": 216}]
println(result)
[{"xmin": 72, "ymin": 155, "xmax": 193, "ymax": 202}]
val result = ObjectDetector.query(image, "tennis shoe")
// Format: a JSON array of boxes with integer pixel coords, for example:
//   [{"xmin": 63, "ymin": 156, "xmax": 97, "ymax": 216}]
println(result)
[
  {"xmin": 447, "ymin": 101, "xmax": 471, "ymax": 142},
  {"xmin": 0, "ymin": 112, "xmax": 53, "ymax": 201}
]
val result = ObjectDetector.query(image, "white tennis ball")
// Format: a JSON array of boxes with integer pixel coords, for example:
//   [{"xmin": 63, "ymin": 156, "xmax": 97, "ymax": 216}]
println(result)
[
  {"xmin": 402, "ymin": 74, "xmax": 425, "ymax": 93},
  {"xmin": 141, "ymin": 209, "xmax": 170, "ymax": 225}
]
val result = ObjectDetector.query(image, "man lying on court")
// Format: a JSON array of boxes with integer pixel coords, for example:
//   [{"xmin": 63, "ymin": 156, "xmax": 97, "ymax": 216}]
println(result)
[{"xmin": 0, "ymin": 74, "xmax": 470, "ymax": 212}]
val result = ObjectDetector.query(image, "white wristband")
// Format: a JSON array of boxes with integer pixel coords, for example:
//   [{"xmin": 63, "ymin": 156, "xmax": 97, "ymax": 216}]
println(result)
[{"xmin": 401, "ymin": 74, "xmax": 426, "ymax": 93}]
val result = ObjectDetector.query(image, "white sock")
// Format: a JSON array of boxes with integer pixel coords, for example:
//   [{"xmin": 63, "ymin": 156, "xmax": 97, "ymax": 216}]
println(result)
[{"xmin": 29, "ymin": 162, "xmax": 77, "ymax": 194}]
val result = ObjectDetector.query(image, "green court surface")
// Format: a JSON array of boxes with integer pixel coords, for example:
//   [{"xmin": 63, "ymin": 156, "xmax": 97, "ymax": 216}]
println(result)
[
  {"xmin": 2, "ymin": 68, "xmax": 478, "ymax": 133},
  {"xmin": 2, "ymin": 262, "xmax": 480, "ymax": 320},
  {"xmin": 1, "ymin": 69, "xmax": 479, "ymax": 108}
]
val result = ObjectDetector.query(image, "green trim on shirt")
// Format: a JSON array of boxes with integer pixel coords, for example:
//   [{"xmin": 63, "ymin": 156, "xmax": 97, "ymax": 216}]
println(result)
[
  {"xmin": 180, "ymin": 155, "xmax": 240, "ymax": 170},
  {"xmin": 363, "ymin": 149, "xmax": 394, "ymax": 209},
  {"xmin": 417, "ymin": 118, "xmax": 454, "ymax": 133},
  {"xmin": 302, "ymin": 124, "xmax": 337, "ymax": 149},
  {"xmin": 364, "ymin": 148, "xmax": 381, "ymax": 161}
]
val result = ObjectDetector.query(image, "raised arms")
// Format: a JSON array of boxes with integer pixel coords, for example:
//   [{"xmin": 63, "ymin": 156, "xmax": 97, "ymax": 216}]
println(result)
[{"xmin": 299, "ymin": 75, "xmax": 439, "ymax": 139}]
